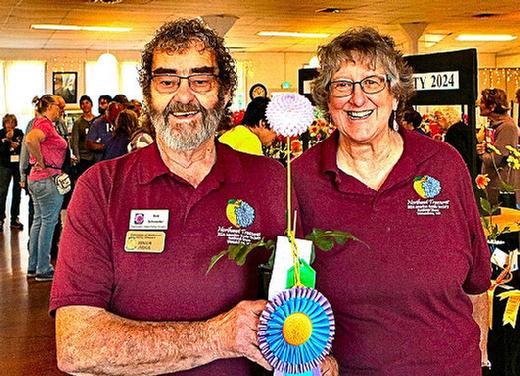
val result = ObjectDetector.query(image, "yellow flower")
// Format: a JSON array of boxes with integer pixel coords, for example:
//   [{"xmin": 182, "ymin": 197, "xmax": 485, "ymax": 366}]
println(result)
[
  {"xmin": 475, "ymin": 174, "xmax": 490, "ymax": 190},
  {"xmin": 507, "ymin": 155, "xmax": 520, "ymax": 170},
  {"xmin": 487, "ymin": 144, "xmax": 502, "ymax": 155},
  {"xmin": 506, "ymin": 145, "xmax": 520, "ymax": 158}
]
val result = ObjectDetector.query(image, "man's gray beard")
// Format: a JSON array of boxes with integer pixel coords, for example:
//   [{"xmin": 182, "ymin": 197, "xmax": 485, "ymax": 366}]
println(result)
[{"xmin": 151, "ymin": 99, "xmax": 225, "ymax": 151}]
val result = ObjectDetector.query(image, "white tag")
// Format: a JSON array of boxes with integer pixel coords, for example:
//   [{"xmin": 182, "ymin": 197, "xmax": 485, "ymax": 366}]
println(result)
[
  {"xmin": 268, "ymin": 236, "xmax": 313, "ymax": 299},
  {"xmin": 10, "ymin": 155, "xmax": 19, "ymax": 163},
  {"xmin": 510, "ymin": 249, "xmax": 518, "ymax": 272},
  {"xmin": 491, "ymin": 247, "xmax": 508, "ymax": 268},
  {"xmin": 129, "ymin": 209, "xmax": 169, "ymax": 230}
]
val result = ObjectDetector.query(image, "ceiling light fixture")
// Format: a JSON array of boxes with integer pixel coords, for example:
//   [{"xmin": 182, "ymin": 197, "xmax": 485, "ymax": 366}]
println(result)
[
  {"xmin": 456, "ymin": 34, "xmax": 517, "ymax": 41},
  {"xmin": 315, "ymin": 8, "xmax": 345, "ymax": 14},
  {"xmin": 257, "ymin": 31, "xmax": 330, "ymax": 38},
  {"xmin": 31, "ymin": 24, "xmax": 131, "ymax": 32}
]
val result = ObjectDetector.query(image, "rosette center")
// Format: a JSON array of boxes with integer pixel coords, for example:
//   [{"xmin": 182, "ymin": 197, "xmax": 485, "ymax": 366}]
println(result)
[{"xmin": 282, "ymin": 312, "xmax": 313, "ymax": 346}]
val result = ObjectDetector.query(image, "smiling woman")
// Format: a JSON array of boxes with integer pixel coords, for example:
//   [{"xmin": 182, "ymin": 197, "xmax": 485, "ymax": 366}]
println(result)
[{"xmin": 293, "ymin": 27, "xmax": 491, "ymax": 375}]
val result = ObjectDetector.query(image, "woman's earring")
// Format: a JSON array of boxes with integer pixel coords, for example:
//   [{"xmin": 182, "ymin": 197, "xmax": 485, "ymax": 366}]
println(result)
[{"xmin": 392, "ymin": 110, "xmax": 399, "ymax": 131}]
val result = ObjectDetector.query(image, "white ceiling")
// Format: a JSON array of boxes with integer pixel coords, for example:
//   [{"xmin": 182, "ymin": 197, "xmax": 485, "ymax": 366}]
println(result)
[{"xmin": 1, "ymin": 0, "xmax": 520, "ymax": 56}]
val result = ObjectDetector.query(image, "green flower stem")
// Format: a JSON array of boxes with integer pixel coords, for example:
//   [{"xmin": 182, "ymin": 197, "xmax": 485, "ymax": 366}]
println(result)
[{"xmin": 286, "ymin": 136, "xmax": 291, "ymax": 236}]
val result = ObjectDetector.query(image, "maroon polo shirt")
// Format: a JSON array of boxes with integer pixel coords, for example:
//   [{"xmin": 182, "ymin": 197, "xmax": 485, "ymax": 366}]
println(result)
[
  {"xmin": 50, "ymin": 142, "xmax": 287, "ymax": 375},
  {"xmin": 293, "ymin": 129, "xmax": 491, "ymax": 375}
]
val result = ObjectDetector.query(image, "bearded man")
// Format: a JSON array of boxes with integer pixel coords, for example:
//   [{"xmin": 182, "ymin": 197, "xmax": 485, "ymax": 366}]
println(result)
[{"xmin": 50, "ymin": 19, "xmax": 289, "ymax": 375}]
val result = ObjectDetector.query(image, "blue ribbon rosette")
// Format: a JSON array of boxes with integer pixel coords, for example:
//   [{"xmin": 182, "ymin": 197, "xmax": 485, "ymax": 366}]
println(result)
[{"xmin": 258, "ymin": 286, "xmax": 335, "ymax": 375}]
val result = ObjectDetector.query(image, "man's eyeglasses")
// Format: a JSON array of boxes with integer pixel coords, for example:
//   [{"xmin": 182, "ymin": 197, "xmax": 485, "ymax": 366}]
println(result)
[
  {"xmin": 330, "ymin": 74, "xmax": 388, "ymax": 97},
  {"xmin": 151, "ymin": 73, "xmax": 218, "ymax": 94},
  {"xmin": 50, "ymin": 103, "xmax": 64, "ymax": 110}
]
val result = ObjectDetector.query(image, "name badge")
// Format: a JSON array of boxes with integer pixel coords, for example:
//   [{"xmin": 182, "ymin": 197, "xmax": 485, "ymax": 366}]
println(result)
[
  {"xmin": 10, "ymin": 155, "xmax": 19, "ymax": 163},
  {"xmin": 129, "ymin": 209, "xmax": 169, "ymax": 230},
  {"xmin": 125, "ymin": 231, "xmax": 165, "ymax": 253}
]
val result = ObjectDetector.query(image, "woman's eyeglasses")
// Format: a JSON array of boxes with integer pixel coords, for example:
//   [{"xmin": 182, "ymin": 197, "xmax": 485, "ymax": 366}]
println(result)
[{"xmin": 330, "ymin": 74, "xmax": 388, "ymax": 97}]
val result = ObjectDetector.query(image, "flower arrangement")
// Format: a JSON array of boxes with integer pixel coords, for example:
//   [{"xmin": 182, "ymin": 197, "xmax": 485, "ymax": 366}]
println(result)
[
  {"xmin": 207, "ymin": 94, "xmax": 358, "ymax": 274},
  {"xmin": 231, "ymin": 109, "xmax": 245, "ymax": 126},
  {"xmin": 485, "ymin": 144, "xmax": 520, "ymax": 193},
  {"xmin": 264, "ymin": 106, "xmax": 335, "ymax": 163},
  {"xmin": 476, "ymin": 173, "xmax": 512, "ymax": 241}
]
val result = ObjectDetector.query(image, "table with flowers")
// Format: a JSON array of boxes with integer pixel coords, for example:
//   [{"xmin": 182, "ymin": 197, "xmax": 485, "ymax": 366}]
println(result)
[{"xmin": 483, "ymin": 207, "xmax": 520, "ymax": 376}]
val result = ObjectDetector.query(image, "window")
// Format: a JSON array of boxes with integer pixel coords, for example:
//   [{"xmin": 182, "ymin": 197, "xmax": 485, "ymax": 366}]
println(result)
[
  {"xmin": 85, "ymin": 59, "xmax": 142, "ymax": 112},
  {"xmin": 4, "ymin": 61, "xmax": 45, "ymax": 131},
  {"xmin": 120, "ymin": 61, "xmax": 142, "ymax": 101},
  {"xmin": 231, "ymin": 60, "xmax": 247, "ymax": 111},
  {"xmin": 86, "ymin": 59, "xmax": 118, "ymax": 113}
]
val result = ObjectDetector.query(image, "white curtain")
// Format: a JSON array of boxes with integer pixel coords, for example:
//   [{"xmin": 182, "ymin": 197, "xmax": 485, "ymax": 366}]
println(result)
[
  {"xmin": 120, "ymin": 61, "xmax": 142, "ymax": 101},
  {"xmin": 85, "ymin": 59, "xmax": 118, "ymax": 115},
  {"xmin": 231, "ymin": 60, "xmax": 246, "ymax": 111},
  {"xmin": 0, "ymin": 61, "xmax": 5, "ymax": 116},
  {"xmin": 4, "ymin": 61, "xmax": 45, "ymax": 131},
  {"xmin": 85, "ymin": 59, "xmax": 143, "ymax": 113}
]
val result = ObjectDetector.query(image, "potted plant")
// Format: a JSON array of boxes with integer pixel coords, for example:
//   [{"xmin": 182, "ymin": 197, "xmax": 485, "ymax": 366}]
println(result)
[
  {"xmin": 207, "ymin": 94, "xmax": 360, "ymax": 289},
  {"xmin": 475, "ymin": 173, "xmax": 517, "ymax": 288},
  {"xmin": 485, "ymin": 144, "xmax": 520, "ymax": 208}
]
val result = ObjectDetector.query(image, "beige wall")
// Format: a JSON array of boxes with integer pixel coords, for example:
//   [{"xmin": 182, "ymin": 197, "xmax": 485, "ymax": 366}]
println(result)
[
  {"xmin": 2, "ymin": 47, "xmax": 520, "ymax": 107},
  {"xmin": 233, "ymin": 51, "xmax": 315, "ymax": 96},
  {"xmin": 1, "ymin": 48, "xmax": 314, "ymax": 108},
  {"xmin": 0, "ymin": 49, "xmax": 140, "ymax": 109}
]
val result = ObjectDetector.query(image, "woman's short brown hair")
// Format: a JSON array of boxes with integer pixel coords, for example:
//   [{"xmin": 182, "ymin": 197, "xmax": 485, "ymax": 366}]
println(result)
[
  {"xmin": 480, "ymin": 88, "xmax": 510, "ymax": 115},
  {"xmin": 2, "ymin": 113, "xmax": 17, "ymax": 128},
  {"xmin": 312, "ymin": 27, "xmax": 415, "ymax": 116}
]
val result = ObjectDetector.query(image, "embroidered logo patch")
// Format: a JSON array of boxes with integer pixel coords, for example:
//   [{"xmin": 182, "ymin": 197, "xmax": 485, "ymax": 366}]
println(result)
[
  {"xmin": 408, "ymin": 175, "xmax": 450, "ymax": 215},
  {"xmin": 226, "ymin": 199, "xmax": 255, "ymax": 228},
  {"xmin": 219, "ymin": 199, "xmax": 261, "ymax": 245},
  {"xmin": 413, "ymin": 175, "xmax": 441, "ymax": 199}
]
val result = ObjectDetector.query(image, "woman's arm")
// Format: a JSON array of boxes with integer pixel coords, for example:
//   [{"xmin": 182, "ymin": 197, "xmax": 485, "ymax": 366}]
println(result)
[
  {"xmin": 70, "ymin": 121, "xmax": 81, "ymax": 161},
  {"xmin": 468, "ymin": 293, "xmax": 489, "ymax": 367},
  {"xmin": 25, "ymin": 128, "xmax": 46, "ymax": 168}
]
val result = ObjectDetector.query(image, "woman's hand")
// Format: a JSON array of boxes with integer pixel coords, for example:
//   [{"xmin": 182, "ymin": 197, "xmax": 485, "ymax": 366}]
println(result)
[{"xmin": 32, "ymin": 160, "xmax": 46, "ymax": 171}]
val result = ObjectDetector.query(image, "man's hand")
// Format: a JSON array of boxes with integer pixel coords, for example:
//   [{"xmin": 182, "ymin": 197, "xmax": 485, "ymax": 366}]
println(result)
[
  {"xmin": 321, "ymin": 355, "xmax": 339, "ymax": 376},
  {"xmin": 210, "ymin": 300, "xmax": 272, "ymax": 370},
  {"xmin": 476, "ymin": 142, "xmax": 486, "ymax": 155}
]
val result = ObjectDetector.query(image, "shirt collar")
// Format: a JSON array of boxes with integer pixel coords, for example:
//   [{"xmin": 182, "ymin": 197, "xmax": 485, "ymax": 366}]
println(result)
[
  {"xmin": 137, "ymin": 139, "xmax": 244, "ymax": 186},
  {"xmin": 318, "ymin": 128, "xmax": 439, "ymax": 192}
]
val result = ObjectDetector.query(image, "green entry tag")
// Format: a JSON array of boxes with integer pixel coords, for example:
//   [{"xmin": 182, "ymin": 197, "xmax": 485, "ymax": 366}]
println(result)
[{"xmin": 286, "ymin": 258, "xmax": 316, "ymax": 289}]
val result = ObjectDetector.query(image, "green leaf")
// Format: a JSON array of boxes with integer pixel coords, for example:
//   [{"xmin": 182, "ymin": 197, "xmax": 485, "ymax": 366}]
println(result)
[
  {"xmin": 207, "ymin": 237, "xmax": 277, "ymax": 273},
  {"xmin": 480, "ymin": 197, "xmax": 492, "ymax": 214},
  {"xmin": 315, "ymin": 238, "xmax": 334, "ymax": 251},
  {"xmin": 226, "ymin": 244, "xmax": 242, "ymax": 259},
  {"xmin": 305, "ymin": 228, "xmax": 365, "ymax": 252},
  {"xmin": 206, "ymin": 250, "xmax": 228, "ymax": 275}
]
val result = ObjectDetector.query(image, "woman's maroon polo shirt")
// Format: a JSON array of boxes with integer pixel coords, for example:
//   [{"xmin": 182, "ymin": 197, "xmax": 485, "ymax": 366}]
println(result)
[{"xmin": 293, "ymin": 129, "xmax": 490, "ymax": 375}]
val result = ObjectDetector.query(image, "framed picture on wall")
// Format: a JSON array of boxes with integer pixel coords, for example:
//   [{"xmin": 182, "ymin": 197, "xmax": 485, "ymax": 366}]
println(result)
[{"xmin": 52, "ymin": 71, "xmax": 77, "ymax": 104}]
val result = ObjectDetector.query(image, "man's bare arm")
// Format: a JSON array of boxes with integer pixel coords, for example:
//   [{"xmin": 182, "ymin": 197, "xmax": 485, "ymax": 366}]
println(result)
[{"xmin": 56, "ymin": 301, "xmax": 272, "ymax": 375}]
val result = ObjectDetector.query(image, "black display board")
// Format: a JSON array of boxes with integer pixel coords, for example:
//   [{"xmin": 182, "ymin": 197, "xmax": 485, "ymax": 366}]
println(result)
[
  {"xmin": 404, "ymin": 49, "xmax": 478, "ymax": 106},
  {"xmin": 298, "ymin": 68, "xmax": 319, "ymax": 104},
  {"xmin": 405, "ymin": 49, "xmax": 479, "ymax": 178}
]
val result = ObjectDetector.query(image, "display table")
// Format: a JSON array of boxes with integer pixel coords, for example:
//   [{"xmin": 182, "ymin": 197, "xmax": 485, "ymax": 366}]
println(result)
[
  {"xmin": 483, "ymin": 207, "xmax": 520, "ymax": 237},
  {"xmin": 485, "ymin": 207, "xmax": 520, "ymax": 376}
]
